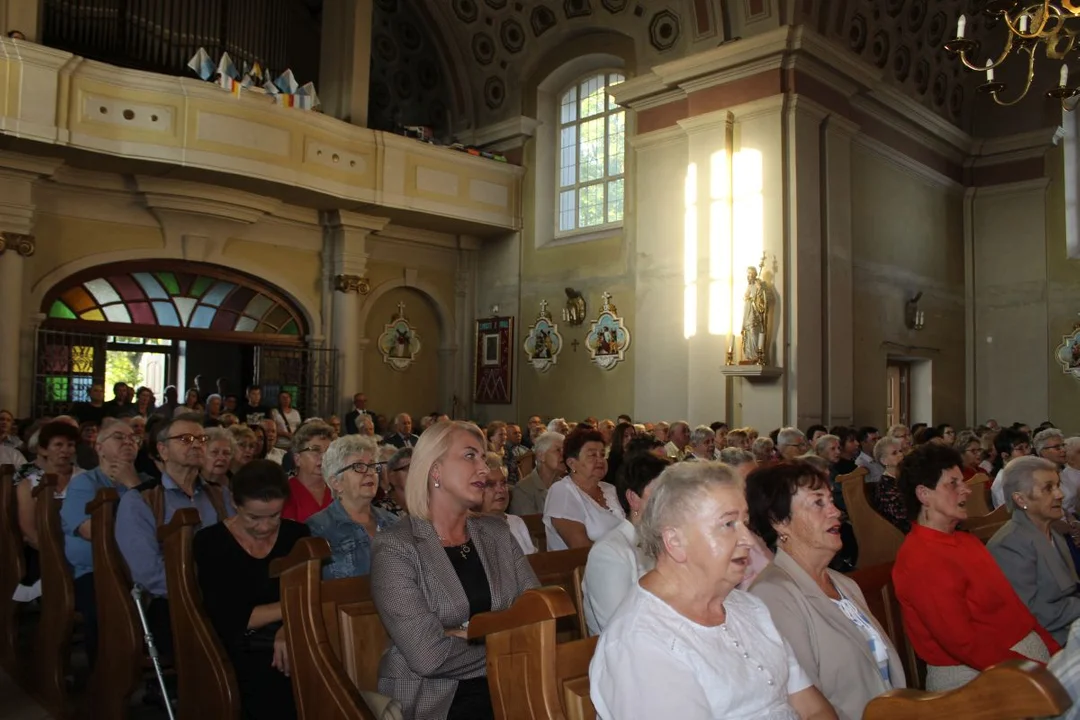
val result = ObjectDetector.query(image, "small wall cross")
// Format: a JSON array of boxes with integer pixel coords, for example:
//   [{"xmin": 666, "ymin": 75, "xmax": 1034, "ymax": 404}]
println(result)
[
  {"xmin": 571, "ymin": 339, "xmax": 580, "ymax": 352},
  {"xmin": 397, "ymin": 301, "xmax": 407, "ymax": 317},
  {"xmin": 539, "ymin": 299, "xmax": 548, "ymax": 316}
]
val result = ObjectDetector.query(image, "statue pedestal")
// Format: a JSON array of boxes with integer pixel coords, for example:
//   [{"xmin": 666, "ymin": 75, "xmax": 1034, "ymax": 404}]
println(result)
[{"xmin": 720, "ymin": 364, "xmax": 783, "ymax": 382}]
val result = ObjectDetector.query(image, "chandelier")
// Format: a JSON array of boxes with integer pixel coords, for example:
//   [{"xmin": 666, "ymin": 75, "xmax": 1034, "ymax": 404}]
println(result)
[{"xmin": 945, "ymin": 1, "xmax": 1080, "ymax": 109}]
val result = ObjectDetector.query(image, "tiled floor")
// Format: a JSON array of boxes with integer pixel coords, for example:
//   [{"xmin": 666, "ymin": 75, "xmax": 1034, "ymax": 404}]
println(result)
[{"xmin": 0, "ymin": 669, "xmax": 51, "ymax": 720}]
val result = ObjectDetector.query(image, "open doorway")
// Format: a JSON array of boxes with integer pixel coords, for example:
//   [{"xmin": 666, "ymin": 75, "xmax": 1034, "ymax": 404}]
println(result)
[
  {"xmin": 886, "ymin": 357, "xmax": 933, "ymax": 428},
  {"xmin": 104, "ymin": 336, "xmax": 175, "ymax": 399}
]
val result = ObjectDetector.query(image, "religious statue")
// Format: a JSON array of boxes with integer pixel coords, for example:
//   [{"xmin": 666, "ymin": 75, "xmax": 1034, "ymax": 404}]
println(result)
[{"xmin": 740, "ymin": 257, "xmax": 771, "ymax": 365}]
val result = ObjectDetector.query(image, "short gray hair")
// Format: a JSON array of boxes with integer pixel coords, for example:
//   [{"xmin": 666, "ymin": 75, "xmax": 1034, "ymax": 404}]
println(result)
[
  {"xmin": 751, "ymin": 437, "xmax": 774, "ymax": 460},
  {"xmin": 1034, "ymin": 428, "xmax": 1065, "ymax": 455},
  {"xmin": 388, "ymin": 447, "xmax": 413, "ymax": 472},
  {"xmin": 887, "ymin": 424, "xmax": 910, "ymax": 439},
  {"xmin": 689, "ymin": 425, "xmax": 715, "ymax": 446},
  {"xmin": 321, "ymin": 434, "xmax": 379, "ymax": 484},
  {"xmin": 532, "ymin": 432, "xmax": 563, "ymax": 462},
  {"xmin": 1001, "ymin": 455, "xmax": 1059, "ymax": 513},
  {"xmin": 955, "ymin": 429, "xmax": 980, "ymax": 453},
  {"xmin": 718, "ymin": 448, "xmax": 755, "ymax": 467},
  {"xmin": 669, "ymin": 421, "xmax": 690, "ymax": 435},
  {"xmin": 776, "ymin": 427, "xmax": 805, "ymax": 449},
  {"xmin": 1066, "ymin": 436, "xmax": 1080, "ymax": 456},
  {"xmin": 873, "ymin": 437, "xmax": 900, "ymax": 465},
  {"xmin": 292, "ymin": 420, "xmax": 334, "ymax": 453},
  {"xmin": 797, "ymin": 453, "xmax": 830, "ymax": 473},
  {"xmin": 205, "ymin": 426, "xmax": 236, "ymax": 451},
  {"xmin": 812, "ymin": 434, "xmax": 839, "ymax": 457},
  {"xmin": 546, "ymin": 418, "xmax": 567, "ymax": 433},
  {"xmin": 638, "ymin": 461, "xmax": 740, "ymax": 561},
  {"xmin": 156, "ymin": 412, "xmax": 205, "ymax": 443}
]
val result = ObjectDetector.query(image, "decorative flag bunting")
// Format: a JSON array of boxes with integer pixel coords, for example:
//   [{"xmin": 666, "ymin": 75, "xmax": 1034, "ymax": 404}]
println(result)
[{"xmin": 185, "ymin": 48, "xmax": 318, "ymax": 110}]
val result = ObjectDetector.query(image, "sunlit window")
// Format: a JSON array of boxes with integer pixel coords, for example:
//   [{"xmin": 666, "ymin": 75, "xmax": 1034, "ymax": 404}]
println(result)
[{"xmin": 557, "ymin": 71, "xmax": 626, "ymax": 234}]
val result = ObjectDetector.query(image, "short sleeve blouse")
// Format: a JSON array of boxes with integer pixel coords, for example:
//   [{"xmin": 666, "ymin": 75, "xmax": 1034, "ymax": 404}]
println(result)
[
  {"xmin": 542, "ymin": 477, "xmax": 626, "ymax": 551},
  {"xmin": 590, "ymin": 585, "xmax": 810, "ymax": 720}
]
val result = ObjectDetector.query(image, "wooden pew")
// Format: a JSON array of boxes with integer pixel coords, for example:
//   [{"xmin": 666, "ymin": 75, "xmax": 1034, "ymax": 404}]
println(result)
[
  {"xmin": 469, "ymin": 586, "xmax": 596, "ymax": 720},
  {"xmin": 527, "ymin": 547, "xmax": 590, "ymax": 640},
  {"xmin": 87, "ymin": 487, "xmax": 144, "ymax": 718},
  {"xmin": 32, "ymin": 472, "xmax": 75, "ymax": 717},
  {"xmin": 160, "ymin": 507, "xmax": 241, "ymax": 720},
  {"xmin": 864, "ymin": 659, "xmax": 1070, "ymax": 720},
  {"xmin": 270, "ymin": 538, "xmax": 380, "ymax": 720},
  {"xmin": 850, "ymin": 562, "xmax": 924, "ymax": 690},
  {"xmin": 0, "ymin": 463, "xmax": 23, "ymax": 671},
  {"xmin": 839, "ymin": 467, "xmax": 905, "ymax": 567},
  {"xmin": 521, "ymin": 513, "xmax": 546, "ymax": 553},
  {"xmin": 961, "ymin": 505, "xmax": 1010, "ymax": 543},
  {"xmin": 965, "ymin": 473, "xmax": 993, "ymax": 517}
]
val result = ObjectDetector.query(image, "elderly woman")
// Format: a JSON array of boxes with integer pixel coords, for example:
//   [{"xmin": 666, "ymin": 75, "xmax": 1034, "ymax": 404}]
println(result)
[
  {"xmin": 205, "ymin": 393, "xmax": 224, "ymax": 424},
  {"xmin": 201, "ymin": 427, "xmax": 235, "ymax": 485},
  {"xmin": 508, "ymin": 431, "xmax": 563, "ymax": 516},
  {"xmin": 684, "ymin": 425, "xmax": 716, "ymax": 462},
  {"xmin": 371, "ymin": 420, "xmax": 539, "ymax": 720},
  {"xmin": 281, "ymin": 420, "xmax": 335, "ymax": 522},
  {"xmin": 543, "ymin": 428, "xmax": 626, "ymax": 551},
  {"xmin": 867, "ymin": 437, "xmax": 907, "ymax": 532},
  {"xmin": 194, "ymin": 460, "xmax": 309, "ymax": 720},
  {"xmin": 955, "ymin": 429, "xmax": 984, "ymax": 480},
  {"xmin": 589, "ymin": 461, "xmax": 837, "ymax": 720},
  {"xmin": 480, "ymin": 453, "xmax": 536, "ymax": 555},
  {"xmin": 988, "ymin": 456, "xmax": 1080, "ymax": 647},
  {"xmin": 228, "ymin": 424, "xmax": 257, "ymax": 474},
  {"xmin": 752, "ymin": 436, "xmax": 777, "ymax": 464},
  {"xmin": 719, "ymin": 447, "xmax": 757, "ymax": 475},
  {"xmin": 306, "ymin": 435, "xmax": 399, "ymax": 579},
  {"xmin": 375, "ymin": 447, "xmax": 410, "ymax": 516},
  {"xmin": 748, "ymin": 461, "xmax": 905, "ymax": 720},
  {"xmin": 776, "ymin": 427, "xmax": 810, "ymax": 461},
  {"xmin": 583, "ymin": 452, "xmax": 670, "ymax": 635},
  {"xmin": 893, "ymin": 443, "xmax": 1059, "ymax": 691}
]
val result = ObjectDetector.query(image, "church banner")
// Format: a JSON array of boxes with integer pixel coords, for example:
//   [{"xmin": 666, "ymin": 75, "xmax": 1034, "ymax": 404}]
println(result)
[{"xmin": 474, "ymin": 316, "xmax": 513, "ymax": 404}]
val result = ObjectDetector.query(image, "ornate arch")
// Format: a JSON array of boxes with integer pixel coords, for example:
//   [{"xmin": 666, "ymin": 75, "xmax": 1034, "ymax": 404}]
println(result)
[{"xmin": 40, "ymin": 260, "xmax": 310, "ymax": 344}]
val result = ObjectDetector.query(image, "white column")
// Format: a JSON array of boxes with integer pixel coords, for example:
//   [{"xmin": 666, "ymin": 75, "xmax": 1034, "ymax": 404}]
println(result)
[
  {"xmin": 322, "ymin": 210, "xmax": 389, "ymax": 416},
  {"xmin": 319, "ymin": 0, "xmax": 373, "ymax": 126},
  {"xmin": 0, "ymin": 234, "xmax": 32, "ymax": 413}
]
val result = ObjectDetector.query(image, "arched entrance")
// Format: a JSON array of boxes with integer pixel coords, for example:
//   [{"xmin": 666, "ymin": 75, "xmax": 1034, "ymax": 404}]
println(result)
[{"xmin": 36, "ymin": 261, "xmax": 333, "ymax": 418}]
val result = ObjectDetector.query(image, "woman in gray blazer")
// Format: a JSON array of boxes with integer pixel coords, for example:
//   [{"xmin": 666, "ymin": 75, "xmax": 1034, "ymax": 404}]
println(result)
[
  {"xmin": 747, "ymin": 461, "xmax": 906, "ymax": 720},
  {"xmin": 370, "ymin": 420, "xmax": 539, "ymax": 720},
  {"xmin": 988, "ymin": 455, "xmax": 1080, "ymax": 647}
]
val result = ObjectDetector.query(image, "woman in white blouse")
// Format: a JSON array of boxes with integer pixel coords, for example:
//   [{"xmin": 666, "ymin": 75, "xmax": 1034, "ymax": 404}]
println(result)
[
  {"xmin": 271, "ymin": 391, "xmax": 302, "ymax": 449},
  {"xmin": 543, "ymin": 428, "xmax": 625, "ymax": 551},
  {"xmin": 481, "ymin": 453, "xmax": 536, "ymax": 555},
  {"xmin": 589, "ymin": 461, "xmax": 837, "ymax": 720},
  {"xmin": 583, "ymin": 452, "xmax": 670, "ymax": 635},
  {"xmin": 747, "ymin": 461, "xmax": 904, "ymax": 720}
]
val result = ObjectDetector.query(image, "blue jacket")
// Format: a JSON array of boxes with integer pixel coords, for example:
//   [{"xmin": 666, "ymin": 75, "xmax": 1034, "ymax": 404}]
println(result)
[{"xmin": 306, "ymin": 498, "xmax": 399, "ymax": 580}]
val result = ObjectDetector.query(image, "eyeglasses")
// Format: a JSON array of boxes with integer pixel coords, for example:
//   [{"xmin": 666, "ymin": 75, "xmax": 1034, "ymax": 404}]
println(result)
[
  {"xmin": 390, "ymin": 463, "xmax": 410, "ymax": 473},
  {"xmin": 166, "ymin": 433, "xmax": 209, "ymax": 446},
  {"xmin": 298, "ymin": 445, "xmax": 328, "ymax": 455},
  {"xmin": 486, "ymin": 480, "xmax": 509, "ymax": 490},
  {"xmin": 1043, "ymin": 444, "xmax": 1064, "ymax": 451},
  {"xmin": 334, "ymin": 461, "xmax": 386, "ymax": 477},
  {"xmin": 103, "ymin": 432, "xmax": 138, "ymax": 444}
]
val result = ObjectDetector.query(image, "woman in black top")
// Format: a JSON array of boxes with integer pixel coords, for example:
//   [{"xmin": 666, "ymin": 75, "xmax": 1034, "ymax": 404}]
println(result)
[{"xmin": 194, "ymin": 460, "xmax": 309, "ymax": 720}]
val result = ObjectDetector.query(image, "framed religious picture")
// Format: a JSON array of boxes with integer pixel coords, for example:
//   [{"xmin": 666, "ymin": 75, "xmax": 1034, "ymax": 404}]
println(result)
[
  {"xmin": 585, "ymin": 292, "xmax": 631, "ymax": 370},
  {"xmin": 475, "ymin": 316, "xmax": 513, "ymax": 403},
  {"xmin": 377, "ymin": 301, "xmax": 421, "ymax": 371},
  {"xmin": 523, "ymin": 299, "xmax": 563, "ymax": 373},
  {"xmin": 1056, "ymin": 325, "xmax": 1080, "ymax": 380}
]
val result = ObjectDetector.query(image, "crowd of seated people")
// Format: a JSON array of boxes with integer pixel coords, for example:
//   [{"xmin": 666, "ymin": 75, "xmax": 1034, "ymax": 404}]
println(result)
[{"xmin": 9, "ymin": 390, "xmax": 1080, "ymax": 720}]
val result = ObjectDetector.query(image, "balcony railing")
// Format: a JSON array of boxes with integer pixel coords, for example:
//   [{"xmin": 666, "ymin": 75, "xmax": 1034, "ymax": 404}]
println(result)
[{"xmin": 41, "ymin": 0, "xmax": 321, "ymax": 85}]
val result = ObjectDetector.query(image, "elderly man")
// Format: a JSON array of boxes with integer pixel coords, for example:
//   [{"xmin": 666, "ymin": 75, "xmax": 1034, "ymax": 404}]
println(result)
[
  {"xmin": 598, "ymin": 419, "xmax": 616, "ymax": 446},
  {"xmin": 383, "ymin": 413, "xmax": 419, "ymax": 448},
  {"xmin": 260, "ymin": 418, "xmax": 286, "ymax": 464},
  {"xmin": 1036, "ymin": 428, "xmax": 1067, "ymax": 469},
  {"xmin": 776, "ymin": 427, "xmax": 809, "ymax": 460},
  {"xmin": 855, "ymin": 426, "xmax": 883, "ymax": 482},
  {"xmin": 344, "ymin": 392, "xmax": 376, "ymax": 436},
  {"xmin": 684, "ymin": 426, "xmax": 715, "ymax": 461},
  {"xmin": 116, "ymin": 413, "xmax": 234, "ymax": 659},
  {"xmin": 546, "ymin": 417, "xmax": 569, "ymax": 435},
  {"xmin": 665, "ymin": 421, "xmax": 690, "ymax": 460},
  {"xmin": 61, "ymin": 418, "xmax": 151, "ymax": 667},
  {"xmin": 653, "ymin": 421, "xmax": 670, "ymax": 443}
]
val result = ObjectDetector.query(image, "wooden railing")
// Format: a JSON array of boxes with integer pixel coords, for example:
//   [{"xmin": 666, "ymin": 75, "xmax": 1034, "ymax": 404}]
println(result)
[{"xmin": 41, "ymin": 0, "xmax": 321, "ymax": 84}]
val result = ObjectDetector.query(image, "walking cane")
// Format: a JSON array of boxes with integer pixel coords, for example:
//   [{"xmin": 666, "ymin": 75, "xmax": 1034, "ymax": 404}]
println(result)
[{"xmin": 132, "ymin": 584, "xmax": 177, "ymax": 720}]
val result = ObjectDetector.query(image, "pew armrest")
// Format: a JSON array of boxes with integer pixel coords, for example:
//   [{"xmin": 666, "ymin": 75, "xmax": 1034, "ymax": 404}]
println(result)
[
  {"xmin": 467, "ymin": 586, "xmax": 576, "ymax": 640},
  {"xmin": 269, "ymin": 536, "xmax": 332, "ymax": 579}
]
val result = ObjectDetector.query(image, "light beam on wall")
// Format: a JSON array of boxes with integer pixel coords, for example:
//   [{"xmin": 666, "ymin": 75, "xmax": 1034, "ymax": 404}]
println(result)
[
  {"xmin": 684, "ymin": 162, "xmax": 698, "ymax": 340},
  {"xmin": 708, "ymin": 150, "xmax": 731, "ymax": 336},
  {"xmin": 731, "ymin": 149, "xmax": 764, "ymax": 339}
]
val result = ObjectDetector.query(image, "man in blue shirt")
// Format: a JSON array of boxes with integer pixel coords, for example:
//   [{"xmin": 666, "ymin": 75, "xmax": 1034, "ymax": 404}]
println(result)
[
  {"xmin": 116, "ymin": 413, "xmax": 234, "ymax": 657},
  {"xmin": 60, "ymin": 417, "xmax": 150, "ymax": 668}
]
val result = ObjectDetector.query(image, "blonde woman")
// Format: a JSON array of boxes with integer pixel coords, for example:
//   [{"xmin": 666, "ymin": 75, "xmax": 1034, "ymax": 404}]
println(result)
[
  {"xmin": 228, "ymin": 424, "xmax": 257, "ymax": 475},
  {"xmin": 371, "ymin": 421, "xmax": 539, "ymax": 720}
]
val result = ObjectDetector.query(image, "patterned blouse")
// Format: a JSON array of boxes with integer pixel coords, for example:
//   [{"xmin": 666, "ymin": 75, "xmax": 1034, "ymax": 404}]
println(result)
[{"xmin": 869, "ymin": 473, "xmax": 909, "ymax": 533}]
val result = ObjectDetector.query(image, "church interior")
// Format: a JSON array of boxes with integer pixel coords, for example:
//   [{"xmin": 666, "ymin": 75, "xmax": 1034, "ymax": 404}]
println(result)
[{"xmin": 7, "ymin": 0, "xmax": 1080, "ymax": 718}]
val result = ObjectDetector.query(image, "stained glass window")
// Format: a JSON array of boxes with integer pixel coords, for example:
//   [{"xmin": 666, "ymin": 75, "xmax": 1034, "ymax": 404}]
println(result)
[{"xmin": 45, "ymin": 269, "xmax": 303, "ymax": 336}]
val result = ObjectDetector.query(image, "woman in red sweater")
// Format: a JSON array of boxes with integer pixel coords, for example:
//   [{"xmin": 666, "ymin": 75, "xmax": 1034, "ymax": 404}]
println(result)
[{"xmin": 893, "ymin": 443, "xmax": 1060, "ymax": 691}]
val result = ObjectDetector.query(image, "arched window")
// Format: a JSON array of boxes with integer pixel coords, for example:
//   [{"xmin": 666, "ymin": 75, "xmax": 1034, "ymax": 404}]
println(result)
[{"xmin": 557, "ymin": 71, "xmax": 626, "ymax": 235}]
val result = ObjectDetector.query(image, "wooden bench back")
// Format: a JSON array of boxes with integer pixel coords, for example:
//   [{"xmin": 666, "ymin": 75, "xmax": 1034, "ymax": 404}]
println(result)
[
  {"xmin": 850, "ymin": 562, "xmax": 924, "ymax": 690},
  {"xmin": 160, "ymin": 507, "xmax": 241, "ymax": 720},
  {"xmin": 527, "ymin": 547, "xmax": 590, "ymax": 640},
  {"xmin": 840, "ymin": 467, "xmax": 904, "ymax": 567},
  {"xmin": 961, "ymin": 505, "xmax": 1011, "ymax": 543},
  {"xmin": 469, "ymin": 586, "xmax": 596, "ymax": 720},
  {"xmin": 32, "ymin": 473, "xmax": 75, "ymax": 715},
  {"xmin": 964, "ymin": 473, "xmax": 993, "ymax": 517},
  {"xmin": 864, "ymin": 659, "xmax": 1071, "ymax": 719},
  {"xmin": 270, "ymin": 537, "xmax": 377, "ymax": 720},
  {"xmin": 88, "ymin": 487, "xmax": 144, "ymax": 718},
  {"xmin": 521, "ymin": 514, "xmax": 546, "ymax": 553},
  {"xmin": 0, "ymin": 463, "xmax": 22, "ymax": 669}
]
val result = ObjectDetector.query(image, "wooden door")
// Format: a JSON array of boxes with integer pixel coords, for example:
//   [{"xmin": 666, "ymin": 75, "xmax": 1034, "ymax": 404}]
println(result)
[{"xmin": 886, "ymin": 361, "xmax": 910, "ymax": 428}]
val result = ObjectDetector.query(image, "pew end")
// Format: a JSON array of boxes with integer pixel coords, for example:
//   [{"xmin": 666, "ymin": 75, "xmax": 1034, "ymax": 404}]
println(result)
[
  {"xmin": 0, "ymin": 463, "xmax": 23, "ymax": 672},
  {"xmin": 33, "ymin": 472, "xmax": 76, "ymax": 717},
  {"xmin": 467, "ymin": 586, "xmax": 577, "ymax": 640},
  {"xmin": 960, "ymin": 505, "xmax": 1010, "ymax": 543},
  {"xmin": 269, "ymin": 534, "xmax": 333, "ymax": 579},
  {"xmin": 863, "ymin": 659, "xmax": 1071, "ymax": 720},
  {"xmin": 839, "ymin": 467, "xmax": 904, "ymax": 567}
]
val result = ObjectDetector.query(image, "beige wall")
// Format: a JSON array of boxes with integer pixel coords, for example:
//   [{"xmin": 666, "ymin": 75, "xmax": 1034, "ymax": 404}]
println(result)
[
  {"xmin": 361, "ymin": 287, "xmax": 441, "ymax": 425},
  {"xmin": 850, "ymin": 146, "xmax": 967, "ymax": 429},
  {"xmin": 1044, "ymin": 145, "xmax": 1080, "ymax": 433}
]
